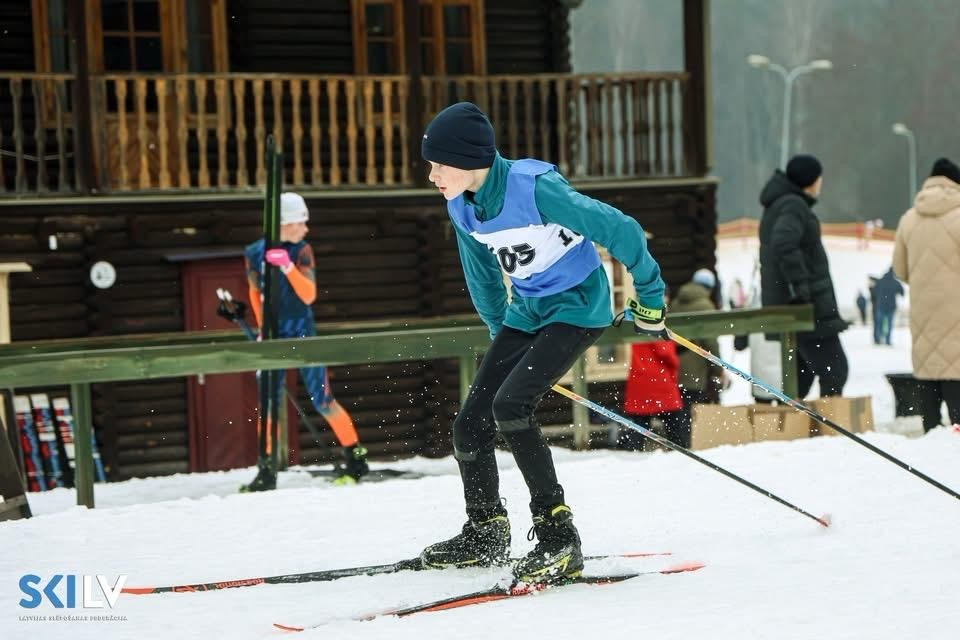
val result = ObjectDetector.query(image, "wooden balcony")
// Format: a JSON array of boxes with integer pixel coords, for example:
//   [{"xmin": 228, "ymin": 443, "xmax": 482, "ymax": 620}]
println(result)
[
  {"xmin": 0, "ymin": 71, "xmax": 693, "ymax": 197},
  {"xmin": 0, "ymin": 73, "xmax": 78, "ymax": 194}
]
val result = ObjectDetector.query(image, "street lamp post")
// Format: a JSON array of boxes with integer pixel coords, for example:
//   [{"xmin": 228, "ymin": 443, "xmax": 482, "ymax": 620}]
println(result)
[
  {"xmin": 892, "ymin": 122, "xmax": 917, "ymax": 204},
  {"xmin": 748, "ymin": 55, "xmax": 833, "ymax": 168}
]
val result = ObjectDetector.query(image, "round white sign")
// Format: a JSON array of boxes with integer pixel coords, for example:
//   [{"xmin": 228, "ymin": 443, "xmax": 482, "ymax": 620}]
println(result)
[{"xmin": 90, "ymin": 261, "xmax": 117, "ymax": 289}]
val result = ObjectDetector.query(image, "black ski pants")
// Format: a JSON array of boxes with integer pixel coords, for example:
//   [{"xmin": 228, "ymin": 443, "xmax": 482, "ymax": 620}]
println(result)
[
  {"xmin": 797, "ymin": 334, "xmax": 849, "ymax": 398},
  {"xmin": 916, "ymin": 380, "xmax": 960, "ymax": 431},
  {"xmin": 453, "ymin": 323, "xmax": 603, "ymax": 516}
]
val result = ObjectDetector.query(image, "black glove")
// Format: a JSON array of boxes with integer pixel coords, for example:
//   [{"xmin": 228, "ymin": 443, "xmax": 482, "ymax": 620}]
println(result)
[
  {"xmin": 626, "ymin": 298, "xmax": 667, "ymax": 338},
  {"xmin": 216, "ymin": 297, "xmax": 248, "ymax": 323},
  {"xmin": 733, "ymin": 334, "xmax": 749, "ymax": 351}
]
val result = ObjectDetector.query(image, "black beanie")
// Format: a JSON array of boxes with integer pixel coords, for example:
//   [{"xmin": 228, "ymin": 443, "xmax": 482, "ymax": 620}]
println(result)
[
  {"xmin": 930, "ymin": 157, "xmax": 960, "ymax": 184},
  {"xmin": 786, "ymin": 154, "xmax": 823, "ymax": 189},
  {"xmin": 421, "ymin": 102, "xmax": 496, "ymax": 170}
]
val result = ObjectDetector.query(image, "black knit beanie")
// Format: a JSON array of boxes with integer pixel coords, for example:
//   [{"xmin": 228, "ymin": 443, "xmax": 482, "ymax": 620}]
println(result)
[
  {"xmin": 786, "ymin": 154, "xmax": 823, "ymax": 189},
  {"xmin": 421, "ymin": 102, "xmax": 496, "ymax": 170},
  {"xmin": 930, "ymin": 157, "xmax": 960, "ymax": 184}
]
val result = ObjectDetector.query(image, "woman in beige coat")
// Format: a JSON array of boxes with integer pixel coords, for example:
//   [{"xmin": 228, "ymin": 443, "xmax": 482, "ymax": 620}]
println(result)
[{"xmin": 892, "ymin": 157, "xmax": 960, "ymax": 430}]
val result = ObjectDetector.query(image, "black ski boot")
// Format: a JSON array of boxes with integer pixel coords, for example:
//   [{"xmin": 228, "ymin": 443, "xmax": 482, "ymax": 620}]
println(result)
[
  {"xmin": 333, "ymin": 445, "xmax": 369, "ymax": 485},
  {"xmin": 420, "ymin": 503, "xmax": 511, "ymax": 569},
  {"xmin": 513, "ymin": 504, "xmax": 583, "ymax": 584},
  {"xmin": 239, "ymin": 465, "xmax": 276, "ymax": 493}
]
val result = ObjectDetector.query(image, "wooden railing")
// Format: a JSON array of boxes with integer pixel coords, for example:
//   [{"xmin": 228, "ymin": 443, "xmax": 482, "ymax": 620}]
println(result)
[
  {"xmin": 717, "ymin": 218, "xmax": 897, "ymax": 242},
  {"xmin": 0, "ymin": 305, "xmax": 813, "ymax": 506},
  {"xmin": 89, "ymin": 73, "xmax": 411, "ymax": 191},
  {"xmin": 0, "ymin": 71, "xmax": 692, "ymax": 196},
  {"xmin": 423, "ymin": 72, "xmax": 690, "ymax": 180},
  {"xmin": 0, "ymin": 73, "xmax": 78, "ymax": 194}
]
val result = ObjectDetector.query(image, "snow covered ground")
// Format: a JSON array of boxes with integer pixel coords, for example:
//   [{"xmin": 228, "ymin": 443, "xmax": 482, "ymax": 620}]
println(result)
[{"xmin": 4, "ymin": 236, "xmax": 959, "ymax": 640}]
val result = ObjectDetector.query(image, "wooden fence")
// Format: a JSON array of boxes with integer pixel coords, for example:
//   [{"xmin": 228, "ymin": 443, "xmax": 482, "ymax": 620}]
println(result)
[
  {"xmin": 90, "ymin": 73, "xmax": 411, "ymax": 191},
  {"xmin": 0, "ymin": 305, "xmax": 814, "ymax": 508},
  {"xmin": 1, "ymin": 71, "xmax": 692, "ymax": 195},
  {"xmin": 0, "ymin": 73, "xmax": 78, "ymax": 194},
  {"xmin": 424, "ymin": 72, "xmax": 690, "ymax": 179},
  {"xmin": 717, "ymin": 217, "xmax": 897, "ymax": 242}
]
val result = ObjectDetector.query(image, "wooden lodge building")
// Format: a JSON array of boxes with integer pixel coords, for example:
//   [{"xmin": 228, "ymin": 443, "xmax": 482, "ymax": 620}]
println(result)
[{"xmin": 0, "ymin": 0, "xmax": 716, "ymax": 480}]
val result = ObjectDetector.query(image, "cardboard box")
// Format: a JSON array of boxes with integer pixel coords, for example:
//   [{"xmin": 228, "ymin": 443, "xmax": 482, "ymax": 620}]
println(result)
[
  {"xmin": 688, "ymin": 396, "xmax": 873, "ymax": 449},
  {"xmin": 809, "ymin": 396, "xmax": 874, "ymax": 436},
  {"xmin": 750, "ymin": 404, "xmax": 812, "ymax": 442},
  {"xmin": 690, "ymin": 405, "xmax": 753, "ymax": 450}
]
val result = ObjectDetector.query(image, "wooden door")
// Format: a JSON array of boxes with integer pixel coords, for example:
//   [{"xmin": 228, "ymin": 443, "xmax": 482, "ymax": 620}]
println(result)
[{"xmin": 181, "ymin": 258, "xmax": 259, "ymax": 472}]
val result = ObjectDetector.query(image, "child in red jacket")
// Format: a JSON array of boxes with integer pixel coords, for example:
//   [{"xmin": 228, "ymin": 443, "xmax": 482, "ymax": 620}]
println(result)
[{"xmin": 621, "ymin": 339, "xmax": 684, "ymax": 449}]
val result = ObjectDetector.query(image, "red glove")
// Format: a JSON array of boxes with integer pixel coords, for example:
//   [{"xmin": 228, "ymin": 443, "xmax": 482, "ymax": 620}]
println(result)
[{"xmin": 265, "ymin": 248, "xmax": 293, "ymax": 273}]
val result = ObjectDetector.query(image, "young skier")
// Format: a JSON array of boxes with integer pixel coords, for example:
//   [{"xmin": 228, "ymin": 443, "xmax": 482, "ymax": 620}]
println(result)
[
  {"xmin": 418, "ymin": 102, "xmax": 666, "ymax": 583},
  {"xmin": 240, "ymin": 192, "xmax": 369, "ymax": 491}
]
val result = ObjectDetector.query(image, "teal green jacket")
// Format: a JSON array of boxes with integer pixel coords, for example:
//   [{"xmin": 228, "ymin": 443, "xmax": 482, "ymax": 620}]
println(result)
[{"xmin": 453, "ymin": 154, "xmax": 664, "ymax": 337}]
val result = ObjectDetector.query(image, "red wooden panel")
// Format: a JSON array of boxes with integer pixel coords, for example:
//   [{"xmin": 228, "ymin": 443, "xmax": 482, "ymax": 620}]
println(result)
[{"xmin": 182, "ymin": 258, "xmax": 298, "ymax": 471}]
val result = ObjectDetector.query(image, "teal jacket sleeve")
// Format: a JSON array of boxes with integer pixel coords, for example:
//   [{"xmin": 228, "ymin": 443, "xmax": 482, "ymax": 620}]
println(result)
[
  {"xmin": 451, "ymin": 220, "xmax": 508, "ymax": 338},
  {"xmin": 535, "ymin": 172, "xmax": 665, "ymax": 309}
]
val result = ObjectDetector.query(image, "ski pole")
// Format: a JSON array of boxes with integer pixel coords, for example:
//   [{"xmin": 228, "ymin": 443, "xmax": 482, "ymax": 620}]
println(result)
[
  {"xmin": 551, "ymin": 383, "xmax": 830, "ymax": 527},
  {"xmin": 266, "ymin": 145, "xmax": 283, "ymax": 470},
  {"xmin": 216, "ymin": 288, "xmax": 328, "ymax": 446},
  {"xmin": 667, "ymin": 328, "xmax": 960, "ymax": 501}
]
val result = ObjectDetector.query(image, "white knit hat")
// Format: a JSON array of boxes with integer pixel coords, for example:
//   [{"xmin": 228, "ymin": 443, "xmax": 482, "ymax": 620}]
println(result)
[
  {"xmin": 280, "ymin": 192, "xmax": 309, "ymax": 224},
  {"xmin": 692, "ymin": 268, "xmax": 716, "ymax": 289}
]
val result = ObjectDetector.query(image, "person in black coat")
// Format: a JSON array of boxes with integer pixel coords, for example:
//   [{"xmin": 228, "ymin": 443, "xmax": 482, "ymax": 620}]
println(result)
[
  {"xmin": 758, "ymin": 154, "xmax": 849, "ymax": 397},
  {"xmin": 872, "ymin": 266, "xmax": 904, "ymax": 345},
  {"xmin": 855, "ymin": 290, "xmax": 868, "ymax": 325}
]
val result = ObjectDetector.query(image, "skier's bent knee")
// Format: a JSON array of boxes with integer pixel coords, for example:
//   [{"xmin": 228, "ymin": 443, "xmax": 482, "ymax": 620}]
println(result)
[
  {"xmin": 453, "ymin": 446, "xmax": 478, "ymax": 462},
  {"xmin": 494, "ymin": 417, "xmax": 534, "ymax": 433}
]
